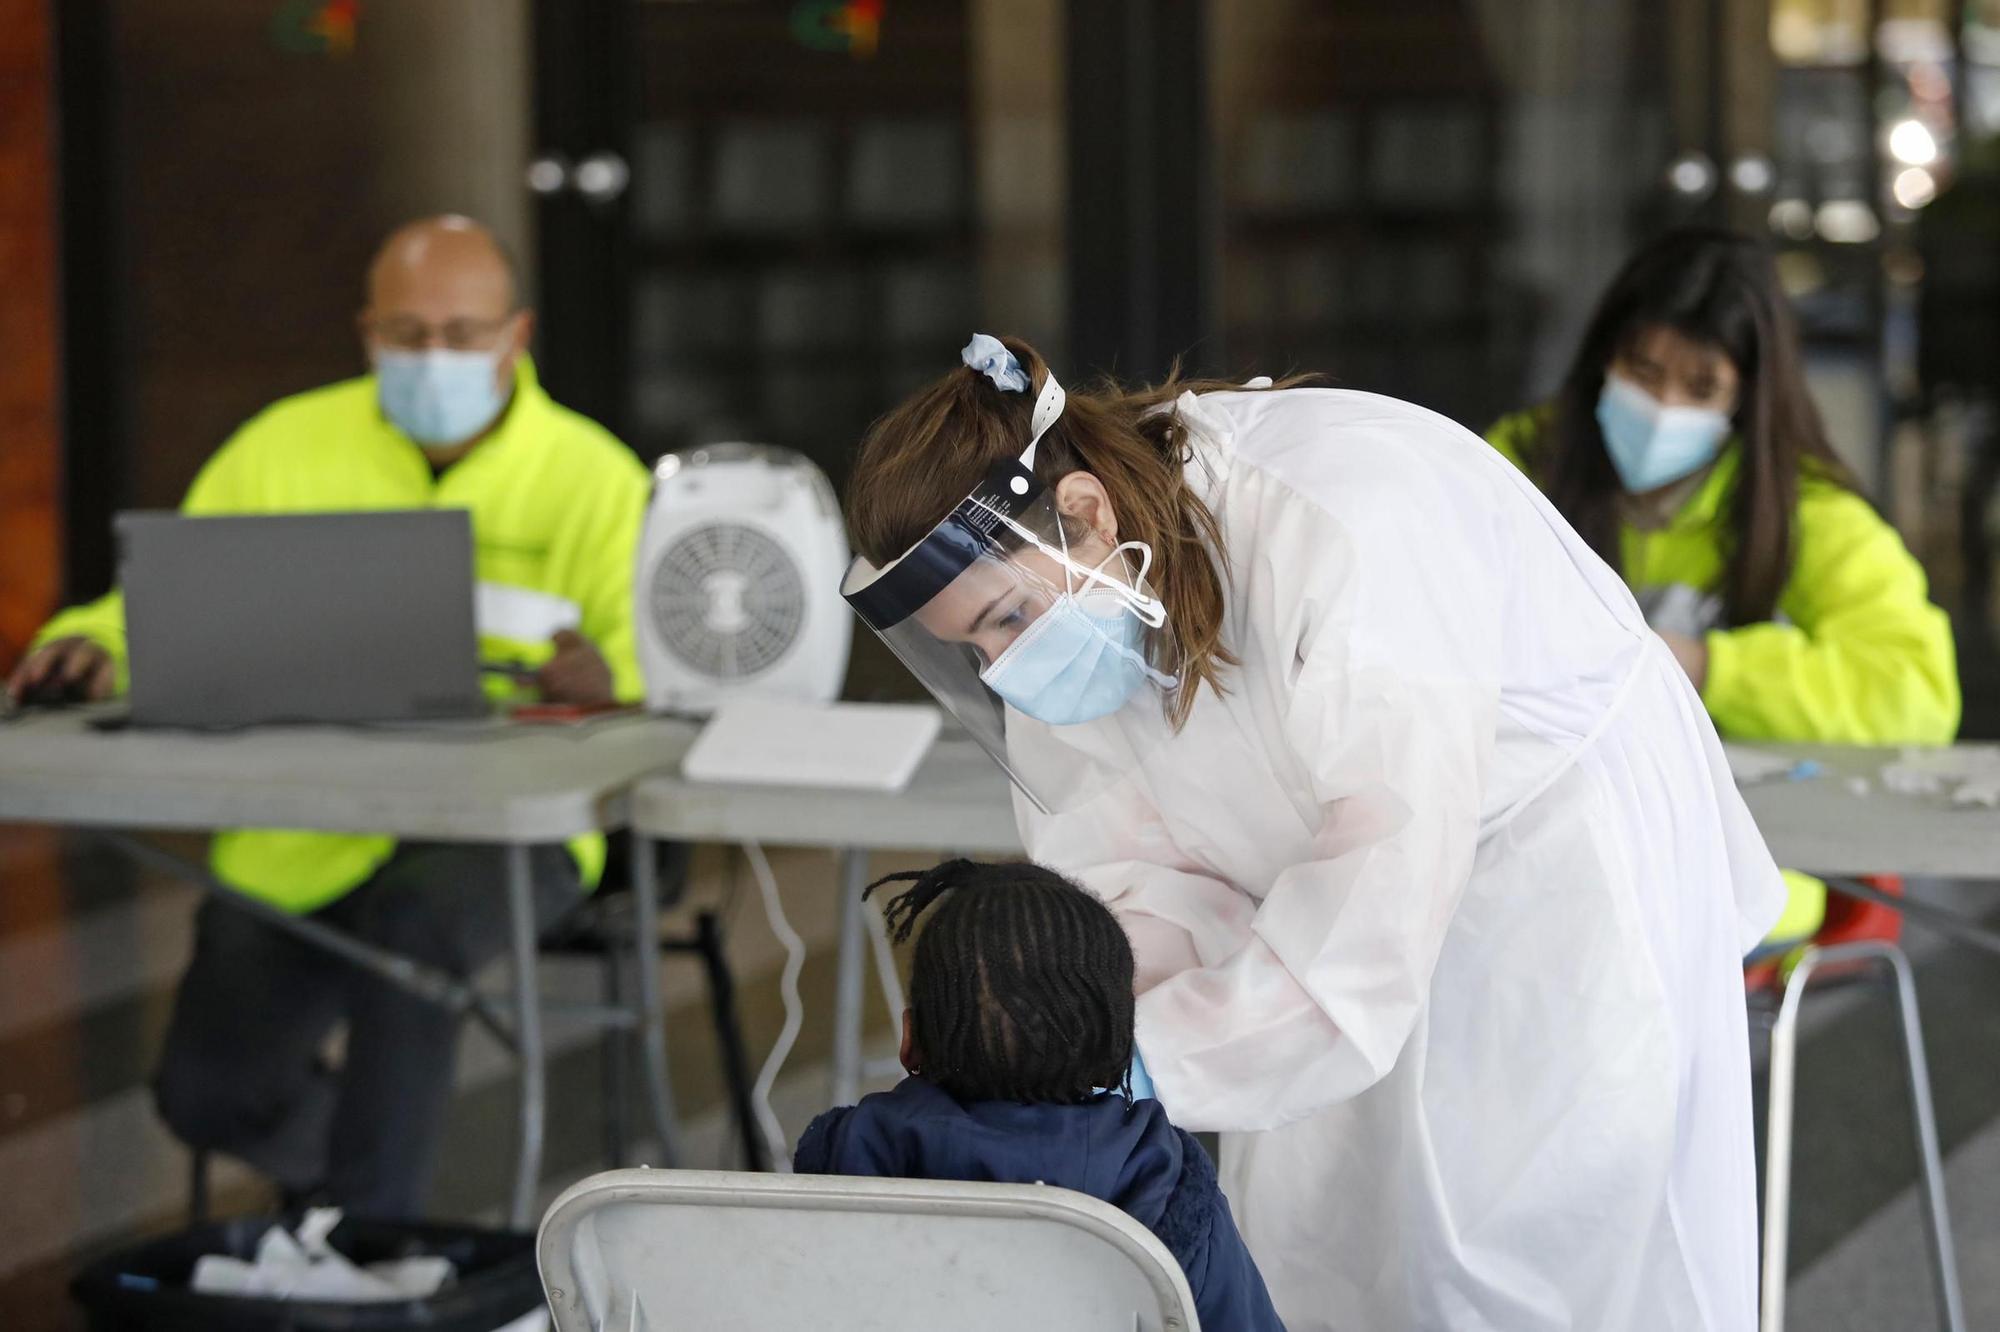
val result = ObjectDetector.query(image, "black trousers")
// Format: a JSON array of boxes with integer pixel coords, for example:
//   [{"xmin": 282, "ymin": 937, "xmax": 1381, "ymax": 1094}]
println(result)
[{"xmin": 153, "ymin": 842, "xmax": 582, "ymax": 1219}]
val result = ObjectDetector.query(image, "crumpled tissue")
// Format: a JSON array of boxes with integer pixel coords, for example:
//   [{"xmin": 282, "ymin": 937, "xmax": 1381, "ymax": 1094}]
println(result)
[
  {"xmin": 1878, "ymin": 747, "xmax": 2000, "ymax": 807},
  {"xmin": 190, "ymin": 1208, "xmax": 454, "ymax": 1303}
]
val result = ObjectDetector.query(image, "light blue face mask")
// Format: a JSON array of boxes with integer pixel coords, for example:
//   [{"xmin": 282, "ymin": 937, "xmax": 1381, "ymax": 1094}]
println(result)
[
  {"xmin": 1595, "ymin": 372, "xmax": 1731, "ymax": 494},
  {"xmin": 979, "ymin": 584, "xmax": 1164, "ymax": 726},
  {"xmin": 375, "ymin": 348, "xmax": 512, "ymax": 448}
]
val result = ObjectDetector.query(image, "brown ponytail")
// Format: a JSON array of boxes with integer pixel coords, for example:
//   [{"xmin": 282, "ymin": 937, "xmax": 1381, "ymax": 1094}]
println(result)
[{"xmin": 846, "ymin": 336, "xmax": 1305, "ymax": 728}]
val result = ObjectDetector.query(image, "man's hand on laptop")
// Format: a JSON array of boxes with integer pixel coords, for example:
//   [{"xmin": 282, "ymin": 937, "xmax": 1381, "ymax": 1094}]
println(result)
[
  {"xmin": 7, "ymin": 637, "xmax": 116, "ymax": 706},
  {"xmin": 534, "ymin": 629, "xmax": 614, "ymax": 706}
]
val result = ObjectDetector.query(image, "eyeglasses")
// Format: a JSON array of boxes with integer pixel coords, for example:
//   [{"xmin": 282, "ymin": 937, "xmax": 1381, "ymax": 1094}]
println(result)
[{"xmin": 365, "ymin": 313, "xmax": 517, "ymax": 353}]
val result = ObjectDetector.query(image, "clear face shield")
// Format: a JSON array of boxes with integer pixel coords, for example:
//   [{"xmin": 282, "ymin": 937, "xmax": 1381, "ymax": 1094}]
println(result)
[{"xmin": 842, "ymin": 341, "xmax": 1178, "ymax": 813}]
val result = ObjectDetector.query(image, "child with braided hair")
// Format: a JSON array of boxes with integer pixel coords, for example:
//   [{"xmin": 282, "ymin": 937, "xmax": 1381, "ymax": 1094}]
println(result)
[{"xmin": 794, "ymin": 859, "xmax": 1286, "ymax": 1331}]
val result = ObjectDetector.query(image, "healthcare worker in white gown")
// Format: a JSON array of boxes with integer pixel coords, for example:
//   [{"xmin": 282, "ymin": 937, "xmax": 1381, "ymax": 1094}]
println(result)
[{"xmin": 841, "ymin": 335, "xmax": 1785, "ymax": 1331}]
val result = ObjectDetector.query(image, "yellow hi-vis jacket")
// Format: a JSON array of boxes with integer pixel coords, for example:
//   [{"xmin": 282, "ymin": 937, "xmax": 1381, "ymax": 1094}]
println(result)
[
  {"xmin": 35, "ymin": 357, "xmax": 651, "ymax": 912},
  {"xmin": 1488, "ymin": 409, "xmax": 1961, "ymax": 943}
]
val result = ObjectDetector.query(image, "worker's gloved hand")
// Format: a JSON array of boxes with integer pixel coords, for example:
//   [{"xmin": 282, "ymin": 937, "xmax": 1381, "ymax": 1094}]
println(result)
[
  {"xmin": 1127, "ymin": 1049, "xmax": 1156, "ymax": 1102},
  {"xmin": 6, "ymin": 636, "xmax": 116, "ymax": 706},
  {"xmin": 534, "ymin": 628, "xmax": 614, "ymax": 706}
]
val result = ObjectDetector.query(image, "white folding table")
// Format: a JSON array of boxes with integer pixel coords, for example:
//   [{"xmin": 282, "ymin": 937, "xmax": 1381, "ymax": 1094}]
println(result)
[
  {"xmin": 0, "ymin": 705, "xmax": 695, "ymax": 1226},
  {"xmin": 629, "ymin": 737, "xmax": 1021, "ymax": 1107},
  {"xmin": 632, "ymin": 737, "xmax": 2000, "ymax": 1116},
  {"xmin": 1735, "ymin": 742, "xmax": 2000, "ymax": 957}
]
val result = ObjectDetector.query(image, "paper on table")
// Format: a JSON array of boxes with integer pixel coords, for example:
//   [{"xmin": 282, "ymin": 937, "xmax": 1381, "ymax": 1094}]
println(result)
[
  {"xmin": 1638, "ymin": 583, "xmax": 1725, "ymax": 640},
  {"xmin": 1879, "ymin": 747, "xmax": 2000, "ymax": 806},
  {"xmin": 1723, "ymin": 744, "xmax": 1798, "ymax": 785},
  {"xmin": 1956, "ymin": 776, "xmax": 2000, "ymax": 807},
  {"xmin": 477, "ymin": 582, "xmax": 582, "ymax": 644}
]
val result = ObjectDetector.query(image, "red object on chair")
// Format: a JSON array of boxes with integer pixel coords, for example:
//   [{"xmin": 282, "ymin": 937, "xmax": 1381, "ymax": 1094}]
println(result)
[
  {"xmin": 1820, "ymin": 875, "xmax": 1905, "ymax": 945},
  {"xmin": 1745, "ymin": 876, "xmax": 1904, "ymax": 992}
]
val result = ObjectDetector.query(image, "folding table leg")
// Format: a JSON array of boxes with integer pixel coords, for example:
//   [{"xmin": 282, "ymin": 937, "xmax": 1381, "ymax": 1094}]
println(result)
[
  {"xmin": 829, "ymin": 849, "xmax": 870, "ymax": 1108},
  {"xmin": 506, "ymin": 843, "xmax": 546, "ymax": 1229},
  {"xmin": 629, "ymin": 833, "xmax": 684, "ymax": 1167},
  {"xmin": 600, "ymin": 944, "xmax": 630, "ymax": 1168},
  {"xmin": 695, "ymin": 910, "xmax": 768, "ymax": 1171},
  {"xmin": 188, "ymin": 1150, "xmax": 211, "ymax": 1225}
]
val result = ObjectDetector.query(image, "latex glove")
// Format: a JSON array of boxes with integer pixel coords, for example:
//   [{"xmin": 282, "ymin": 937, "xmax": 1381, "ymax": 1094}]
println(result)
[{"xmin": 1127, "ymin": 1048, "xmax": 1156, "ymax": 1101}]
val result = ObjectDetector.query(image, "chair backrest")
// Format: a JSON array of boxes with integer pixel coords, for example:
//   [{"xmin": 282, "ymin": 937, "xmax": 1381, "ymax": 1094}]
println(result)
[{"xmin": 538, "ymin": 1168, "xmax": 1200, "ymax": 1332}]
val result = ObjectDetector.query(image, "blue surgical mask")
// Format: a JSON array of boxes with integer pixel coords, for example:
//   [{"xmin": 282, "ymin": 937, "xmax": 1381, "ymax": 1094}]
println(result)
[
  {"xmin": 374, "ymin": 348, "xmax": 511, "ymax": 448},
  {"xmin": 980, "ymin": 587, "xmax": 1164, "ymax": 726},
  {"xmin": 1596, "ymin": 373, "xmax": 1731, "ymax": 493}
]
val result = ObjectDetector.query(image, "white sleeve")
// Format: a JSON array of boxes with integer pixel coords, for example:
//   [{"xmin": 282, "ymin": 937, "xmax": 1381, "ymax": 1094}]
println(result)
[
  {"xmin": 1018, "ymin": 781, "xmax": 1259, "ymax": 995},
  {"xmin": 1131, "ymin": 502, "xmax": 1502, "ymax": 1133}
]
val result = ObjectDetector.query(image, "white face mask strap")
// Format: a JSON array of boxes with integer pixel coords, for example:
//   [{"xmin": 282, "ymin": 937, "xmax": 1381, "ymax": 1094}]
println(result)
[
  {"xmin": 1084, "ymin": 540, "xmax": 1167, "ymax": 628},
  {"xmin": 1053, "ymin": 509, "xmax": 1080, "ymax": 597},
  {"xmin": 1053, "ymin": 522, "xmax": 1166, "ymax": 628},
  {"xmin": 966, "ymin": 495, "xmax": 1168, "ymax": 628}
]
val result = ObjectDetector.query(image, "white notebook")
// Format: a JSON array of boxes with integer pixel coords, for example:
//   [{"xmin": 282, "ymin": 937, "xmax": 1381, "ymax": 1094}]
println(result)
[{"xmin": 681, "ymin": 699, "xmax": 943, "ymax": 792}]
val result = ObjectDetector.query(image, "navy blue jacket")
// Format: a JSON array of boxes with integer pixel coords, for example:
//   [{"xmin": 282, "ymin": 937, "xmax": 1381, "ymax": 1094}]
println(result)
[{"xmin": 795, "ymin": 1077, "xmax": 1285, "ymax": 1332}]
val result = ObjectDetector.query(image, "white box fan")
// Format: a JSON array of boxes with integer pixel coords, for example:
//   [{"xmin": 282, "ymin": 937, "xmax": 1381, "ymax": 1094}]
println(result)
[{"xmin": 635, "ymin": 443, "xmax": 852, "ymax": 715}]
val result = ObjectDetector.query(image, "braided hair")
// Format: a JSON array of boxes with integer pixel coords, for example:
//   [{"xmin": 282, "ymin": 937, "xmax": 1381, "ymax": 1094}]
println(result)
[{"xmin": 867, "ymin": 859, "xmax": 1135, "ymax": 1104}]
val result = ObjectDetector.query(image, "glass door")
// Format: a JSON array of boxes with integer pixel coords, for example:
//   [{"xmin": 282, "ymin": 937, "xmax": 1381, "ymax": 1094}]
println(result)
[
  {"xmin": 532, "ymin": 0, "xmax": 1067, "ymax": 490},
  {"xmin": 531, "ymin": 0, "xmax": 1068, "ymax": 701},
  {"xmin": 1206, "ymin": 0, "xmax": 1709, "ymax": 431}
]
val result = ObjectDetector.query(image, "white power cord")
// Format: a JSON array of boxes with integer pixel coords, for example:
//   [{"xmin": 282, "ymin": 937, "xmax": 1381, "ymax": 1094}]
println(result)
[
  {"xmin": 742, "ymin": 840, "xmax": 804, "ymax": 1172},
  {"xmin": 863, "ymin": 895, "xmax": 908, "ymax": 1031},
  {"xmin": 742, "ymin": 845, "xmax": 912, "ymax": 1168}
]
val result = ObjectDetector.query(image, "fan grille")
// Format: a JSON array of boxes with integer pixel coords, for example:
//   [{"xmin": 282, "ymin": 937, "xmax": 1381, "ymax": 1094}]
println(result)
[{"xmin": 648, "ymin": 522, "xmax": 806, "ymax": 679}]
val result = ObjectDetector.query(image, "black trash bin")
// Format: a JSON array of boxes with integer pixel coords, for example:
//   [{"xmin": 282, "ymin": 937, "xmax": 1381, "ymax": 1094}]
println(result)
[{"xmin": 71, "ymin": 1214, "xmax": 544, "ymax": 1332}]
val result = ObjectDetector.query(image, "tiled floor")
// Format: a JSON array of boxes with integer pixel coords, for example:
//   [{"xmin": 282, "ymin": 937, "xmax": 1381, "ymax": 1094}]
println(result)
[{"xmin": 1788, "ymin": 1117, "xmax": 2000, "ymax": 1329}]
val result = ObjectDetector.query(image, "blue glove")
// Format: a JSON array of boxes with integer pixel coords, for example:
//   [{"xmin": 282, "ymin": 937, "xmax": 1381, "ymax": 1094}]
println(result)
[{"xmin": 1127, "ymin": 1048, "xmax": 1156, "ymax": 1101}]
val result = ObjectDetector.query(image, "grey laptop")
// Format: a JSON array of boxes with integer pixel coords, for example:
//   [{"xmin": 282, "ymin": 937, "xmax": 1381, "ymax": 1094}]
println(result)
[{"xmin": 117, "ymin": 509, "xmax": 487, "ymax": 727}]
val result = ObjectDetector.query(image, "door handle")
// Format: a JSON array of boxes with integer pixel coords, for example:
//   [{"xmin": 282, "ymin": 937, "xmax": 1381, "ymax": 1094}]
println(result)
[
  {"xmin": 573, "ymin": 151, "xmax": 631, "ymax": 205},
  {"xmin": 526, "ymin": 154, "xmax": 571, "ymax": 196},
  {"xmin": 1665, "ymin": 150, "xmax": 1718, "ymax": 201}
]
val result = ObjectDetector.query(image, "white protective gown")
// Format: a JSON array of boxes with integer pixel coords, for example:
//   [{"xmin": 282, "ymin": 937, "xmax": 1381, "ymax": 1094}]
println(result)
[{"xmin": 1016, "ymin": 387, "xmax": 1785, "ymax": 1331}]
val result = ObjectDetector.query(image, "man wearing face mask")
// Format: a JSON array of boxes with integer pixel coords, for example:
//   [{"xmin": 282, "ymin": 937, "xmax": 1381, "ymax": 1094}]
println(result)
[{"xmin": 4, "ymin": 215, "xmax": 651, "ymax": 1218}]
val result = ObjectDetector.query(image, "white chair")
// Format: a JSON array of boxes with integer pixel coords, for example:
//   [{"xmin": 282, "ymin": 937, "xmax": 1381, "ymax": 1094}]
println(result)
[
  {"xmin": 537, "ymin": 1167, "xmax": 1200, "ymax": 1331},
  {"xmin": 1757, "ymin": 939, "xmax": 1964, "ymax": 1332}
]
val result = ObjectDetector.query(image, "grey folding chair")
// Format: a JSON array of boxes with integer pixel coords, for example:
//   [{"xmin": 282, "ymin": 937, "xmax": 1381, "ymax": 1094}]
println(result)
[
  {"xmin": 1757, "ymin": 939, "xmax": 1964, "ymax": 1332},
  {"xmin": 538, "ymin": 1168, "xmax": 1200, "ymax": 1331}
]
